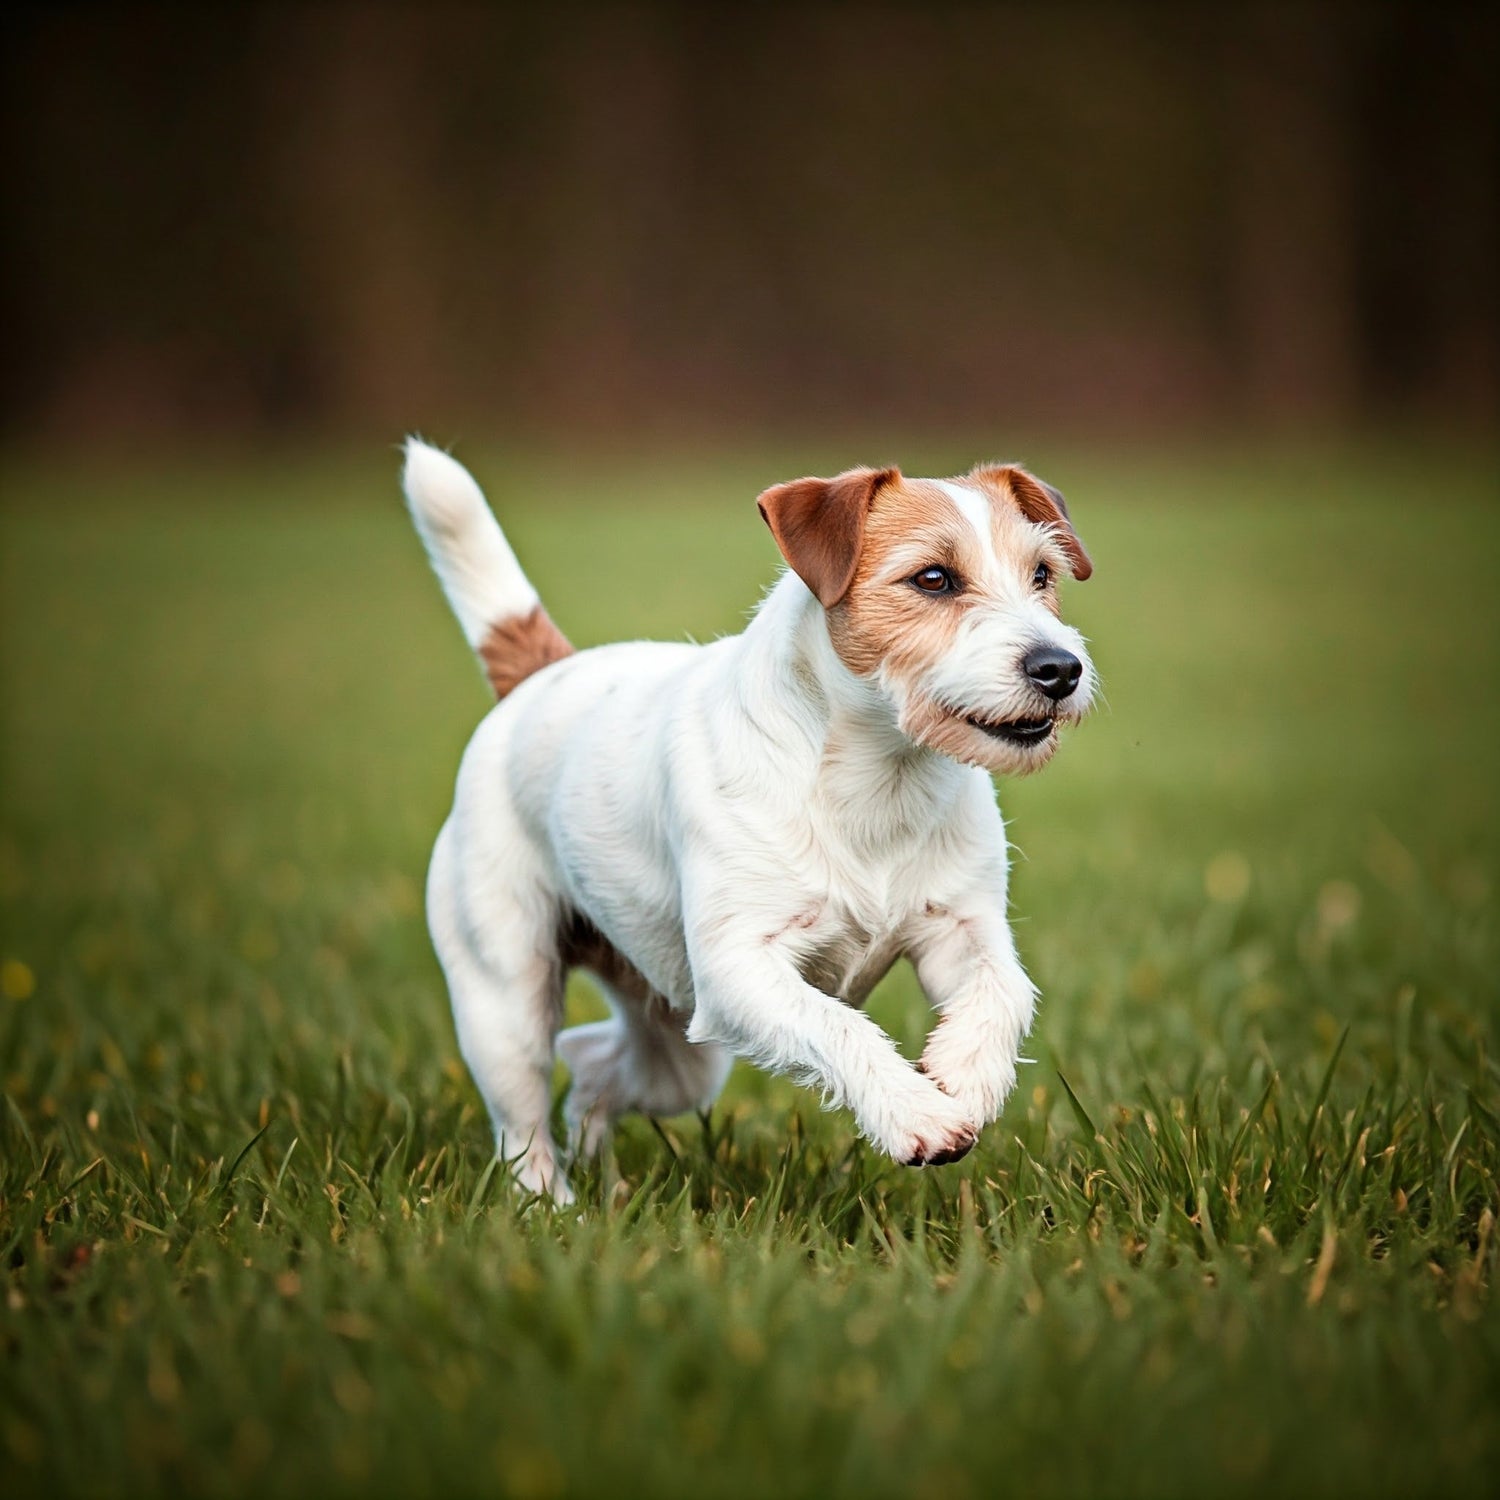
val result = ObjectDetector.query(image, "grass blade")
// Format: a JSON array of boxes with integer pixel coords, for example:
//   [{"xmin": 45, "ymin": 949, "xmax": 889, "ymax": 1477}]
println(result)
[
  {"xmin": 220, "ymin": 1124, "xmax": 270, "ymax": 1195},
  {"xmin": 1056, "ymin": 1071, "xmax": 1098, "ymax": 1141},
  {"xmin": 1303, "ymin": 1024, "xmax": 1350, "ymax": 1167},
  {"xmin": 466, "ymin": 1157, "xmax": 499, "ymax": 1220},
  {"xmin": 1227, "ymin": 1072, "xmax": 1277, "ymax": 1168}
]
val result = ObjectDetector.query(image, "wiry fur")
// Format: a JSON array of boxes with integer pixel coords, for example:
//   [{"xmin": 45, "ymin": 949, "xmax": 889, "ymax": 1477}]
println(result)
[{"xmin": 402, "ymin": 440, "xmax": 1096, "ymax": 1202}]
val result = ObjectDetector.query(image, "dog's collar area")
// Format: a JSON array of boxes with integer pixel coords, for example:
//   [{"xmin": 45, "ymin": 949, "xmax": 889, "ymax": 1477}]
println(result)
[{"xmin": 964, "ymin": 713, "xmax": 1055, "ymax": 746}]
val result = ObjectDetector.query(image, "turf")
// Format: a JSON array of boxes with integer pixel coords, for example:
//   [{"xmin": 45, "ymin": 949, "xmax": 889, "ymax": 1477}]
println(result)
[{"xmin": 1, "ymin": 438, "xmax": 1497, "ymax": 1499}]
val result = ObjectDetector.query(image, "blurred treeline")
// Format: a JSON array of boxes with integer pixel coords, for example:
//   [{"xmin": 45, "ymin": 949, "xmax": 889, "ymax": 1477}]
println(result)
[{"xmin": 3, "ymin": 3, "xmax": 1496, "ymax": 449}]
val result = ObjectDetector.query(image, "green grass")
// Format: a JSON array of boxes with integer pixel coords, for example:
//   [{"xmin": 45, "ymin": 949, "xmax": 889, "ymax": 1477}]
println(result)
[{"xmin": 2, "ymin": 438, "xmax": 1497, "ymax": 1498}]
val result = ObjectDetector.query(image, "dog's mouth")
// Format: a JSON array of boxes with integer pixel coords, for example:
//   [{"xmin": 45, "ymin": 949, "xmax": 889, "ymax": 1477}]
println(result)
[{"xmin": 964, "ymin": 713, "xmax": 1056, "ymax": 747}]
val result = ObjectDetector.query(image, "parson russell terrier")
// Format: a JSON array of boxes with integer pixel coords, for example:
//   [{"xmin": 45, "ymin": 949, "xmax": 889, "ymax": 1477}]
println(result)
[{"xmin": 403, "ymin": 441, "xmax": 1095, "ymax": 1202}]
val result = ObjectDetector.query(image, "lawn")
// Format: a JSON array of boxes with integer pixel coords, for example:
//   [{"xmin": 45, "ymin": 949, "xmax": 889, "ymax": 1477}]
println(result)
[{"xmin": 1, "ymin": 437, "xmax": 1497, "ymax": 1498}]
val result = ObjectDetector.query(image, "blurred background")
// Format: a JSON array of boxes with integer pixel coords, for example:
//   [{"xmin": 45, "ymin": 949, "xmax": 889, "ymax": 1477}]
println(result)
[
  {"xmin": 3, "ymin": 1, "xmax": 1496, "ymax": 453},
  {"xmin": 3, "ymin": 9, "xmax": 1500, "ymax": 1495}
]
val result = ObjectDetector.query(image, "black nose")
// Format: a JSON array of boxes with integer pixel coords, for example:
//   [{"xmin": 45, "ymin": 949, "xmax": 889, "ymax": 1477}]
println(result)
[{"xmin": 1022, "ymin": 645, "xmax": 1083, "ymax": 701}]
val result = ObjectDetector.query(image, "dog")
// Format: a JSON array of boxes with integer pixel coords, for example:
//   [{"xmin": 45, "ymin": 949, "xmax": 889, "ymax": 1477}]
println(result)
[{"xmin": 403, "ymin": 441, "xmax": 1094, "ymax": 1202}]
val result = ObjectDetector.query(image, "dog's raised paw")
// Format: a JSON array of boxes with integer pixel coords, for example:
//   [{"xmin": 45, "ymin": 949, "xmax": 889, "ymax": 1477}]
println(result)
[
  {"xmin": 900, "ymin": 1119, "xmax": 978, "ymax": 1167},
  {"xmin": 920, "ymin": 1139, "xmax": 975, "ymax": 1166}
]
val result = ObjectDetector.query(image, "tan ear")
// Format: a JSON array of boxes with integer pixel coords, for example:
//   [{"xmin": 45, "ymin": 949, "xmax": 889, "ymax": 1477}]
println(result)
[
  {"xmin": 971, "ymin": 464, "xmax": 1093, "ymax": 581},
  {"xmin": 756, "ymin": 466, "xmax": 900, "ymax": 607}
]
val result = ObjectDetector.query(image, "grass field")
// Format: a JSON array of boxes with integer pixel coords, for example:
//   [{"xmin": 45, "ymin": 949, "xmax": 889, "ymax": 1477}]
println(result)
[{"xmin": 2, "ymin": 438, "xmax": 1497, "ymax": 1498}]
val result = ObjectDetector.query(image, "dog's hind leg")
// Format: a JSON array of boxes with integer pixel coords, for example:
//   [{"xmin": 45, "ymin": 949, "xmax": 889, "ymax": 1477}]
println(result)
[
  {"xmin": 559, "ymin": 982, "xmax": 733, "ymax": 1159},
  {"xmin": 427, "ymin": 818, "xmax": 572, "ymax": 1203}
]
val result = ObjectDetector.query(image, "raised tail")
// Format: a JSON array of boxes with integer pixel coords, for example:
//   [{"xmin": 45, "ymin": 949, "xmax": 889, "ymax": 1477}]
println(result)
[{"xmin": 401, "ymin": 438, "xmax": 573, "ymax": 698}]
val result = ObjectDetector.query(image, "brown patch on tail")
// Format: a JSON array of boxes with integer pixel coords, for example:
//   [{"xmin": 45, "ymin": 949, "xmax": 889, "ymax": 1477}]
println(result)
[{"xmin": 478, "ymin": 606, "xmax": 574, "ymax": 699}]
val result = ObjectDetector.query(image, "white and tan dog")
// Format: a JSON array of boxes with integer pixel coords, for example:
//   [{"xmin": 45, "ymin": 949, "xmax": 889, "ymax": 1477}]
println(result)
[{"xmin": 404, "ymin": 442, "xmax": 1095, "ymax": 1201}]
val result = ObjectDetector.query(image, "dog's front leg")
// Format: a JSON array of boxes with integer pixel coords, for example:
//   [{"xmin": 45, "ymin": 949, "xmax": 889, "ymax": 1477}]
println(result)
[
  {"xmin": 683, "ymin": 903, "xmax": 977, "ymax": 1165},
  {"xmin": 909, "ymin": 900, "xmax": 1038, "ymax": 1131}
]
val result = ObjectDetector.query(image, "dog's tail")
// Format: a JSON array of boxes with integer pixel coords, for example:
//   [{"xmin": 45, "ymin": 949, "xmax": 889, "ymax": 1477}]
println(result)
[{"xmin": 401, "ymin": 438, "xmax": 574, "ymax": 699}]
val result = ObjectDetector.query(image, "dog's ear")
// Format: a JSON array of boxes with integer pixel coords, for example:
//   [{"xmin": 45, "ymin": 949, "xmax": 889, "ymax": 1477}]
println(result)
[
  {"xmin": 971, "ymin": 464, "xmax": 1093, "ymax": 580},
  {"xmin": 757, "ymin": 466, "xmax": 900, "ymax": 607}
]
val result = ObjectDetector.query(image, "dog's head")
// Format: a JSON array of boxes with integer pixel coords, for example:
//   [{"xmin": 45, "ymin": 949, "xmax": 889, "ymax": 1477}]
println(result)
[{"xmin": 758, "ymin": 463, "xmax": 1095, "ymax": 774}]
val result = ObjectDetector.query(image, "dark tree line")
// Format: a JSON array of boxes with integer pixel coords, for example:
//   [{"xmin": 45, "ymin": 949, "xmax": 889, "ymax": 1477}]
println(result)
[{"xmin": 3, "ymin": 3, "xmax": 1495, "ymax": 446}]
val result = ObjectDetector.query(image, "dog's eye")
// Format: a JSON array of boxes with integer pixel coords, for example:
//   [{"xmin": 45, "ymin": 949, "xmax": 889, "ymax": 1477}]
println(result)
[
  {"xmin": 1032, "ymin": 562, "xmax": 1051, "ymax": 590},
  {"xmin": 911, "ymin": 567, "xmax": 955, "ymax": 594}
]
